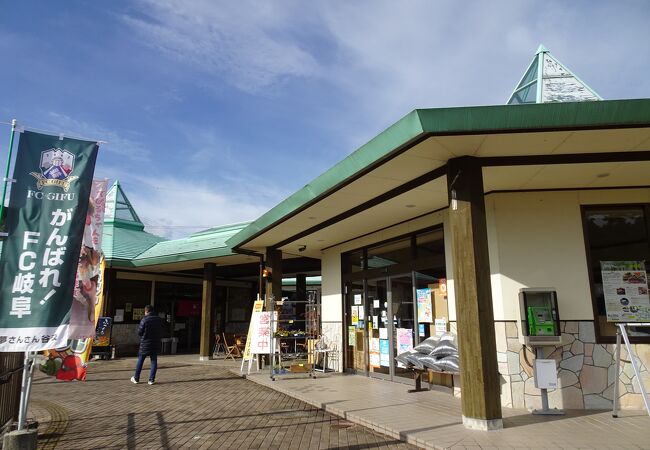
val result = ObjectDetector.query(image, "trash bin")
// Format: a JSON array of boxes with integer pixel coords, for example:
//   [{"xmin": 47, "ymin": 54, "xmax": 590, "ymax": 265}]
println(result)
[
  {"xmin": 161, "ymin": 338, "xmax": 171, "ymax": 355},
  {"xmin": 170, "ymin": 337, "xmax": 178, "ymax": 354}
]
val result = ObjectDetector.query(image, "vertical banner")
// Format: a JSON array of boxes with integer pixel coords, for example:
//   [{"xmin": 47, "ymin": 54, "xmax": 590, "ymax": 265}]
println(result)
[
  {"xmin": 39, "ymin": 181, "xmax": 108, "ymax": 381},
  {"xmin": 70, "ymin": 179, "xmax": 108, "ymax": 338},
  {"xmin": 0, "ymin": 131, "xmax": 99, "ymax": 352}
]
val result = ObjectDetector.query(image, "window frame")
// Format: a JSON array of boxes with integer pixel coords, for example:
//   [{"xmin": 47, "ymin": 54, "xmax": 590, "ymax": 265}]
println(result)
[{"xmin": 581, "ymin": 203, "xmax": 650, "ymax": 344}]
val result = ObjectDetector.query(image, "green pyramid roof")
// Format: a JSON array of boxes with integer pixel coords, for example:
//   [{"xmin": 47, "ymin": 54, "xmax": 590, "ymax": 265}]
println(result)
[
  {"xmin": 102, "ymin": 181, "xmax": 167, "ymax": 265},
  {"xmin": 104, "ymin": 181, "xmax": 144, "ymax": 230},
  {"xmin": 507, "ymin": 45, "xmax": 602, "ymax": 104}
]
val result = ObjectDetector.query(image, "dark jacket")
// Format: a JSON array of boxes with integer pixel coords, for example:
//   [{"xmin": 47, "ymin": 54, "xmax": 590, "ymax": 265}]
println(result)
[{"xmin": 138, "ymin": 313, "xmax": 163, "ymax": 355}]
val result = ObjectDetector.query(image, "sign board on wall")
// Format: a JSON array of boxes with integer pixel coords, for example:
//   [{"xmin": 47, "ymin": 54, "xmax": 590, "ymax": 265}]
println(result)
[{"xmin": 601, "ymin": 261, "xmax": 650, "ymax": 322}]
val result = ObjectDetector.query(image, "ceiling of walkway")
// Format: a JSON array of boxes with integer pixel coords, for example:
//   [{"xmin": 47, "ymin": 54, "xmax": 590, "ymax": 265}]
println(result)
[{"xmin": 241, "ymin": 127, "xmax": 650, "ymax": 258}]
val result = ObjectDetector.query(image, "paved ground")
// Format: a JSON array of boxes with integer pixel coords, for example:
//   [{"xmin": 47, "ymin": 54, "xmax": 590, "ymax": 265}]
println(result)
[
  {"xmin": 27, "ymin": 356, "xmax": 418, "ymax": 449},
  {"xmin": 245, "ymin": 368, "xmax": 650, "ymax": 450}
]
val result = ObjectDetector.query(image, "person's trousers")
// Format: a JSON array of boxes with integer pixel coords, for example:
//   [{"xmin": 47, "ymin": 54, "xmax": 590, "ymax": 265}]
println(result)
[{"xmin": 134, "ymin": 353, "xmax": 158, "ymax": 382}]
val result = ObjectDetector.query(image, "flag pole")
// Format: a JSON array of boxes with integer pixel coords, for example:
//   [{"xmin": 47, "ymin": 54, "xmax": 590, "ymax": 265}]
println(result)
[{"xmin": 0, "ymin": 118, "xmax": 17, "ymax": 230}]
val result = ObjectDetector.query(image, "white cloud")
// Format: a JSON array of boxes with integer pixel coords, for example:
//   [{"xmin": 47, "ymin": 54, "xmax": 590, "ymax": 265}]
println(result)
[
  {"xmin": 44, "ymin": 112, "xmax": 151, "ymax": 162},
  {"xmin": 123, "ymin": 1, "xmax": 650, "ymax": 151},
  {"xmin": 124, "ymin": 0, "xmax": 319, "ymax": 93},
  {"xmin": 107, "ymin": 173, "xmax": 274, "ymax": 239}
]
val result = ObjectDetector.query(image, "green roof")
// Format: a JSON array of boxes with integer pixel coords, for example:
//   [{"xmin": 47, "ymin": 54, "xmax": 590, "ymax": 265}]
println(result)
[
  {"xmin": 227, "ymin": 99, "xmax": 650, "ymax": 250},
  {"xmin": 101, "ymin": 181, "xmax": 250, "ymax": 268},
  {"xmin": 102, "ymin": 223, "xmax": 167, "ymax": 266},
  {"xmin": 101, "ymin": 180, "xmax": 167, "ymax": 266},
  {"xmin": 130, "ymin": 222, "xmax": 250, "ymax": 267}
]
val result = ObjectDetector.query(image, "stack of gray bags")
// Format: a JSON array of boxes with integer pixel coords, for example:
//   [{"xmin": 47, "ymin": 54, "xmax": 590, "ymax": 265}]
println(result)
[{"xmin": 395, "ymin": 333, "xmax": 460, "ymax": 374}]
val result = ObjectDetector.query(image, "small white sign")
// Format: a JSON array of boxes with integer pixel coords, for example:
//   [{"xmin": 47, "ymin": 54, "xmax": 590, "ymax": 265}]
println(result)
[
  {"xmin": 354, "ymin": 294, "xmax": 362, "ymax": 305},
  {"xmin": 434, "ymin": 318, "xmax": 447, "ymax": 336},
  {"xmin": 114, "ymin": 309, "xmax": 124, "ymax": 323},
  {"xmin": 534, "ymin": 359, "xmax": 558, "ymax": 389}
]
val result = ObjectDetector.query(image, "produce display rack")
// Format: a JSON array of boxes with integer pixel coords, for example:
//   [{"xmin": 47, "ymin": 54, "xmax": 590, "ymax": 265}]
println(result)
[{"xmin": 269, "ymin": 297, "xmax": 320, "ymax": 381}]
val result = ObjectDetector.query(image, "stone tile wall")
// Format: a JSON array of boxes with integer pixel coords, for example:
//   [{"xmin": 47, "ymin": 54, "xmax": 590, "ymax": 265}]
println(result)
[{"xmin": 493, "ymin": 321, "xmax": 650, "ymax": 410}]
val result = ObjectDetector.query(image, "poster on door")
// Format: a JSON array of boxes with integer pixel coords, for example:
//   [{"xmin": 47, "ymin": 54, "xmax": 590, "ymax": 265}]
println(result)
[
  {"xmin": 396, "ymin": 328, "xmax": 413, "ymax": 368},
  {"xmin": 351, "ymin": 306, "xmax": 359, "ymax": 326},
  {"xmin": 379, "ymin": 339, "xmax": 390, "ymax": 367},
  {"xmin": 601, "ymin": 261, "xmax": 650, "ymax": 322},
  {"xmin": 416, "ymin": 288, "xmax": 433, "ymax": 323},
  {"xmin": 369, "ymin": 337, "xmax": 380, "ymax": 368}
]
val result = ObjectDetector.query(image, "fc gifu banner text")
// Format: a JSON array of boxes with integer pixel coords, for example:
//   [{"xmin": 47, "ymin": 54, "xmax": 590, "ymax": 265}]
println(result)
[{"xmin": 0, "ymin": 131, "xmax": 99, "ymax": 352}]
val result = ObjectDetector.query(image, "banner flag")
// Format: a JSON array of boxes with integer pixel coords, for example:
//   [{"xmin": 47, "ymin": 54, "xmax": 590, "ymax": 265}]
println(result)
[
  {"xmin": 70, "ymin": 179, "xmax": 108, "ymax": 339},
  {"xmin": 0, "ymin": 131, "xmax": 99, "ymax": 352},
  {"xmin": 40, "ymin": 261, "xmax": 109, "ymax": 381},
  {"xmin": 40, "ymin": 180, "xmax": 108, "ymax": 381}
]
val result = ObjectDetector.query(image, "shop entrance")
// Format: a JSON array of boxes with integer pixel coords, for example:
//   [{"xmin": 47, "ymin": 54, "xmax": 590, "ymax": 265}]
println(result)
[
  {"xmin": 345, "ymin": 271, "xmax": 444, "ymax": 383},
  {"xmin": 343, "ymin": 226, "xmax": 446, "ymax": 385}
]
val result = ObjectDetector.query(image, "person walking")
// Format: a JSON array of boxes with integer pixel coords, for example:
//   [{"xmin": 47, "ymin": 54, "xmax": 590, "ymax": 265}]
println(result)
[{"xmin": 131, "ymin": 305, "xmax": 163, "ymax": 385}]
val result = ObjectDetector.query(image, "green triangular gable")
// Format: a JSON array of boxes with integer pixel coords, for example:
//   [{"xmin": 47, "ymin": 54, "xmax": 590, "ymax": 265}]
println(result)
[{"xmin": 104, "ymin": 180, "xmax": 144, "ymax": 230}]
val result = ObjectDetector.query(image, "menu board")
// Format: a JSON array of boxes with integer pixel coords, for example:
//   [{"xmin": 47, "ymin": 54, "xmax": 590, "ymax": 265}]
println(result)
[{"xmin": 601, "ymin": 261, "xmax": 650, "ymax": 322}]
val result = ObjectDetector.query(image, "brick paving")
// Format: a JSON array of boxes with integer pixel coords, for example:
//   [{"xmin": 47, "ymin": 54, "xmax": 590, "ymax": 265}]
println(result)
[{"xmin": 27, "ymin": 356, "xmax": 418, "ymax": 449}]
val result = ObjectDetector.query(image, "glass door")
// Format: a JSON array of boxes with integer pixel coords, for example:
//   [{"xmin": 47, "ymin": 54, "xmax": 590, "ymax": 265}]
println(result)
[
  {"xmin": 366, "ymin": 278, "xmax": 389, "ymax": 379},
  {"xmin": 344, "ymin": 281, "xmax": 366, "ymax": 374},
  {"xmin": 389, "ymin": 274, "xmax": 416, "ymax": 381}
]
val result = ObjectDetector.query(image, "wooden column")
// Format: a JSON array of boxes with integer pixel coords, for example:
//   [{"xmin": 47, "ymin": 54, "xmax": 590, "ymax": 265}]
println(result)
[
  {"xmin": 199, "ymin": 263, "xmax": 216, "ymax": 361},
  {"xmin": 296, "ymin": 273, "xmax": 307, "ymax": 322},
  {"xmin": 447, "ymin": 156, "xmax": 502, "ymax": 430},
  {"xmin": 265, "ymin": 248, "xmax": 283, "ymax": 309},
  {"xmin": 296, "ymin": 274, "xmax": 307, "ymax": 301}
]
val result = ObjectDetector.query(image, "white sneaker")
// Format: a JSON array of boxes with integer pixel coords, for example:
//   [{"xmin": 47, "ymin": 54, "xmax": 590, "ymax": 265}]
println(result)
[
  {"xmin": 148, "ymin": 380, "xmax": 155, "ymax": 385},
  {"xmin": 130, "ymin": 376, "xmax": 139, "ymax": 384}
]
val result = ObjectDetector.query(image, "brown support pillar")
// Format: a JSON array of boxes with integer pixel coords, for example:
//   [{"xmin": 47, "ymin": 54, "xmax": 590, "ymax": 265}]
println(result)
[
  {"xmin": 296, "ymin": 274, "xmax": 307, "ymax": 301},
  {"xmin": 199, "ymin": 263, "xmax": 216, "ymax": 361},
  {"xmin": 265, "ymin": 248, "xmax": 283, "ymax": 309},
  {"xmin": 447, "ymin": 156, "xmax": 502, "ymax": 430}
]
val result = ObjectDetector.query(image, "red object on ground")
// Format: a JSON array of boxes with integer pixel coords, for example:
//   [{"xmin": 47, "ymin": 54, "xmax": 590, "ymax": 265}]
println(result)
[{"xmin": 56, "ymin": 355, "xmax": 87, "ymax": 381}]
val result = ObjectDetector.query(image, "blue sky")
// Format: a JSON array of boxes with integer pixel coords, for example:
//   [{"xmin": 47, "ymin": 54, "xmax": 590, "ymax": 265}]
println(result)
[{"xmin": 1, "ymin": 1, "xmax": 649, "ymax": 238}]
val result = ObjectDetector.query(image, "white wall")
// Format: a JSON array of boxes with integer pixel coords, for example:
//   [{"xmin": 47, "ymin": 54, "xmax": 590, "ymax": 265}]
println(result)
[
  {"xmin": 321, "ymin": 251, "xmax": 342, "ymax": 322},
  {"xmin": 486, "ymin": 188, "xmax": 650, "ymax": 321},
  {"xmin": 321, "ymin": 186, "xmax": 650, "ymax": 329}
]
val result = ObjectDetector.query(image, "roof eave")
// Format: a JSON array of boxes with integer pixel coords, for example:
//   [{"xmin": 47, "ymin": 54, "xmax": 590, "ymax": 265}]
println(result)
[{"xmin": 228, "ymin": 99, "xmax": 650, "ymax": 251}]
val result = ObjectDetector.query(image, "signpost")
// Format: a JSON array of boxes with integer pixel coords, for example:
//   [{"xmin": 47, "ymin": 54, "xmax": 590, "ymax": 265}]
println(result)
[{"xmin": 240, "ymin": 299, "xmax": 264, "ymax": 374}]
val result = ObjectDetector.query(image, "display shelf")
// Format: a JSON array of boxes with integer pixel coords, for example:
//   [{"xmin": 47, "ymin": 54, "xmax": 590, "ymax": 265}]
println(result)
[{"xmin": 269, "ymin": 298, "xmax": 320, "ymax": 381}]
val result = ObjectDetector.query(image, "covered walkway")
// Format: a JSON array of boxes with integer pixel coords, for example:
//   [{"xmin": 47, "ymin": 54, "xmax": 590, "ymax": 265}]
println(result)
[{"xmin": 241, "ymin": 368, "xmax": 649, "ymax": 449}]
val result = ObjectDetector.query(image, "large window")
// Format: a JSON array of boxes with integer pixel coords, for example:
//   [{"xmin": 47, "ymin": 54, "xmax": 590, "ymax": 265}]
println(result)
[{"xmin": 582, "ymin": 205, "xmax": 650, "ymax": 342}]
